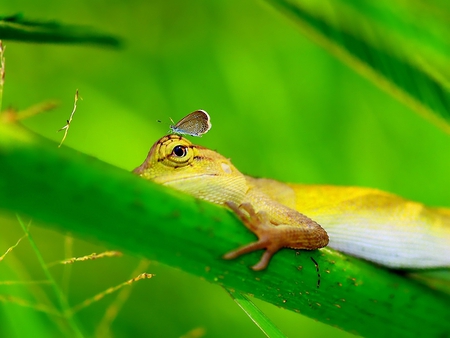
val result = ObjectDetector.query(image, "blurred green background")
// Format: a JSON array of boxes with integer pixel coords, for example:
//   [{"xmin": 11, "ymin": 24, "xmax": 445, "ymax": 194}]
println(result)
[{"xmin": 1, "ymin": 0, "xmax": 450, "ymax": 337}]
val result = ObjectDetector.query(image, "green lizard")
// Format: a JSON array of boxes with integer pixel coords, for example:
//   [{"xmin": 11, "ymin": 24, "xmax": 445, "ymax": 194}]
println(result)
[{"xmin": 133, "ymin": 134, "xmax": 450, "ymax": 271}]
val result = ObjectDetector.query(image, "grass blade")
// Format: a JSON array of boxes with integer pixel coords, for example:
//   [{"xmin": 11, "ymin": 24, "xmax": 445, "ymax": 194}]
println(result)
[
  {"xmin": 225, "ymin": 288, "xmax": 286, "ymax": 338},
  {"xmin": 16, "ymin": 215, "xmax": 84, "ymax": 338},
  {"xmin": 0, "ymin": 14, "xmax": 120, "ymax": 47},
  {"xmin": 267, "ymin": 0, "xmax": 450, "ymax": 133}
]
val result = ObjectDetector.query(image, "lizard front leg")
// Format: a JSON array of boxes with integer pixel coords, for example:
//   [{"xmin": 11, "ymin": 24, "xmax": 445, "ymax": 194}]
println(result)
[{"xmin": 224, "ymin": 202, "xmax": 329, "ymax": 270}]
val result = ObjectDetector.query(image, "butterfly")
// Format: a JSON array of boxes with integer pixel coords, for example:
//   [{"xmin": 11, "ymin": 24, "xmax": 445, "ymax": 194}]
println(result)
[{"xmin": 169, "ymin": 110, "xmax": 212, "ymax": 137}]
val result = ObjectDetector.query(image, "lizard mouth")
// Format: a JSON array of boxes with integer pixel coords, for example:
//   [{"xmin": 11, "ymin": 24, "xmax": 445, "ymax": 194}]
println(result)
[{"xmin": 158, "ymin": 173, "xmax": 217, "ymax": 186}]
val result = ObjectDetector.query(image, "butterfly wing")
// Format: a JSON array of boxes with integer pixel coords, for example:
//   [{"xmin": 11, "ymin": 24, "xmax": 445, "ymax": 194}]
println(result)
[{"xmin": 170, "ymin": 110, "xmax": 212, "ymax": 136}]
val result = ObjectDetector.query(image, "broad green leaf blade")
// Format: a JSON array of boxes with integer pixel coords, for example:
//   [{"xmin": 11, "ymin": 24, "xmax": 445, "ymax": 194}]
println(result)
[
  {"xmin": 0, "ymin": 14, "xmax": 120, "ymax": 47},
  {"xmin": 266, "ymin": 0, "xmax": 450, "ymax": 133},
  {"xmin": 224, "ymin": 288, "xmax": 286, "ymax": 338},
  {"xmin": 0, "ymin": 122, "xmax": 449, "ymax": 338}
]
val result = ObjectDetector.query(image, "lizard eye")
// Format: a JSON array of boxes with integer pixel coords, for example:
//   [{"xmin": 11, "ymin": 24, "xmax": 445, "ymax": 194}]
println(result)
[{"xmin": 172, "ymin": 145, "xmax": 188, "ymax": 157}]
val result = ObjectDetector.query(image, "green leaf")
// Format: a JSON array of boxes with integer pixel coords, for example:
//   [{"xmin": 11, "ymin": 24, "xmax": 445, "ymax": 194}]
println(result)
[
  {"xmin": 1, "ymin": 122, "xmax": 449, "ymax": 338},
  {"xmin": 267, "ymin": 0, "xmax": 450, "ymax": 133},
  {"xmin": 0, "ymin": 13, "xmax": 120, "ymax": 47},
  {"xmin": 225, "ymin": 288, "xmax": 286, "ymax": 338}
]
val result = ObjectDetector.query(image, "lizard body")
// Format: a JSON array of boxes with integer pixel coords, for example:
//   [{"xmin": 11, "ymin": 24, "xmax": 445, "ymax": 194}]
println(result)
[{"xmin": 134, "ymin": 135, "xmax": 450, "ymax": 270}]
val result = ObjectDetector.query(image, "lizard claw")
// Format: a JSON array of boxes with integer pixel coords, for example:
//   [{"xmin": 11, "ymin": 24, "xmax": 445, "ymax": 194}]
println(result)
[{"xmin": 224, "ymin": 202, "xmax": 286, "ymax": 271}]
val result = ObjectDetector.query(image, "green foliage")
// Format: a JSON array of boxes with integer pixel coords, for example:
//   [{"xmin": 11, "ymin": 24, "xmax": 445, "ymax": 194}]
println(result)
[
  {"xmin": 269, "ymin": 0, "xmax": 450, "ymax": 132},
  {"xmin": 1, "ymin": 0, "xmax": 450, "ymax": 337},
  {"xmin": 224, "ymin": 289, "xmax": 285, "ymax": 338},
  {"xmin": 0, "ymin": 13, "xmax": 120, "ymax": 46}
]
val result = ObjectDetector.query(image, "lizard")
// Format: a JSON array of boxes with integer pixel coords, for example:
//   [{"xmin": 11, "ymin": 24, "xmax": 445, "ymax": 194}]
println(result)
[{"xmin": 133, "ymin": 134, "xmax": 450, "ymax": 271}]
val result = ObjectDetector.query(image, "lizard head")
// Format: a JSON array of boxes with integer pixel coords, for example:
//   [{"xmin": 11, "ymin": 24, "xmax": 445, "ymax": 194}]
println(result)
[{"xmin": 133, "ymin": 134, "xmax": 248, "ymax": 205}]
